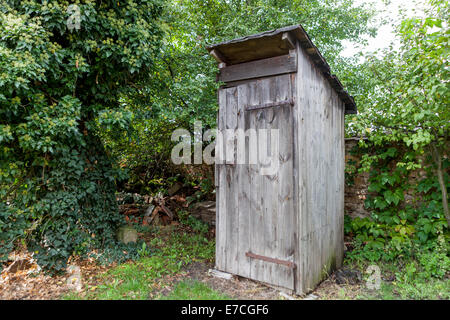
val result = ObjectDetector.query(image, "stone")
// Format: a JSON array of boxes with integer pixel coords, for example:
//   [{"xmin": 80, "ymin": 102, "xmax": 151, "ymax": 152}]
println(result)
[
  {"xmin": 66, "ymin": 265, "xmax": 82, "ymax": 292},
  {"xmin": 168, "ymin": 182, "xmax": 182, "ymax": 196},
  {"xmin": 280, "ymin": 292, "xmax": 296, "ymax": 300},
  {"xmin": 208, "ymin": 269, "xmax": 233, "ymax": 280},
  {"xmin": 334, "ymin": 268, "xmax": 362, "ymax": 285},
  {"xmin": 117, "ymin": 226, "xmax": 138, "ymax": 244}
]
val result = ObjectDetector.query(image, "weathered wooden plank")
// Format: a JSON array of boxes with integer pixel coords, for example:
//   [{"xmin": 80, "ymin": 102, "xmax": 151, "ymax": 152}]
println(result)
[
  {"xmin": 260, "ymin": 77, "xmax": 275, "ymax": 286},
  {"xmin": 225, "ymin": 87, "xmax": 239, "ymax": 275},
  {"xmin": 309, "ymin": 60, "xmax": 321, "ymax": 289},
  {"xmin": 216, "ymin": 88, "xmax": 227, "ymax": 271},
  {"xmin": 247, "ymin": 80, "xmax": 260, "ymax": 282},
  {"xmin": 218, "ymin": 54, "xmax": 297, "ymax": 83},
  {"xmin": 337, "ymin": 96, "xmax": 345, "ymax": 267},
  {"xmin": 282, "ymin": 32, "xmax": 296, "ymax": 50},
  {"xmin": 323, "ymin": 74, "xmax": 333, "ymax": 278},
  {"xmin": 250, "ymin": 79, "xmax": 267, "ymax": 283},
  {"xmin": 210, "ymin": 49, "xmax": 228, "ymax": 65},
  {"xmin": 237, "ymin": 83, "xmax": 251, "ymax": 278},
  {"xmin": 275, "ymin": 74, "xmax": 295, "ymax": 290},
  {"xmin": 295, "ymin": 40, "xmax": 306, "ymax": 294},
  {"xmin": 290, "ymin": 72, "xmax": 300, "ymax": 293},
  {"xmin": 267, "ymin": 76, "xmax": 280, "ymax": 287}
]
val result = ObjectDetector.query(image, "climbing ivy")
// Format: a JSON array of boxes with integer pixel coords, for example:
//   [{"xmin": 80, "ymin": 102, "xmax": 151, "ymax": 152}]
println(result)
[
  {"xmin": 346, "ymin": 142, "xmax": 448, "ymax": 263},
  {"xmin": 0, "ymin": 0, "xmax": 164, "ymax": 272}
]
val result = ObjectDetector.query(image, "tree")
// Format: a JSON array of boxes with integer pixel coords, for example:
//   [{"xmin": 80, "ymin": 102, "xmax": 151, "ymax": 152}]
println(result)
[
  {"xmin": 162, "ymin": 0, "xmax": 378, "ymax": 125},
  {"xmin": 112, "ymin": 0, "xmax": 379, "ymax": 192},
  {"xmin": 0, "ymin": 0, "xmax": 164, "ymax": 271}
]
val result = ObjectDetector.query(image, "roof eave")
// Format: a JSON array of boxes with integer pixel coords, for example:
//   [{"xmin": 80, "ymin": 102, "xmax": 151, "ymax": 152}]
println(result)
[{"xmin": 207, "ymin": 24, "xmax": 357, "ymax": 115}]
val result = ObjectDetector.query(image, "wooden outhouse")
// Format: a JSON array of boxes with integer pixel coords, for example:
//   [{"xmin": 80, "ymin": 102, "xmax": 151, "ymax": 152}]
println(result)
[{"xmin": 207, "ymin": 24, "xmax": 357, "ymax": 294}]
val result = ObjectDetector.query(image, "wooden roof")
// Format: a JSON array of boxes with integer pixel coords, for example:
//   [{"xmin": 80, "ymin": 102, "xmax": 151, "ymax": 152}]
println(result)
[{"xmin": 207, "ymin": 24, "xmax": 357, "ymax": 114}]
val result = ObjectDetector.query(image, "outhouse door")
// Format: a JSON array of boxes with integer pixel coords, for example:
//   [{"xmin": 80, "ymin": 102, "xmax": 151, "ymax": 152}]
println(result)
[{"xmin": 216, "ymin": 73, "xmax": 298, "ymax": 291}]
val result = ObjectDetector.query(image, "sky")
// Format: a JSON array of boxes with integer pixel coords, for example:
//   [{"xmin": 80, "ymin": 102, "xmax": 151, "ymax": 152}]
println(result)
[{"xmin": 341, "ymin": 0, "xmax": 430, "ymax": 57}]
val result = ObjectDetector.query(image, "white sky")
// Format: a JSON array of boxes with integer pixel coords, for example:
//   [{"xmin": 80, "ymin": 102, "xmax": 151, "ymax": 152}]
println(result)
[{"xmin": 341, "ymin": 0, "xmax": 430, "ymax": 57}]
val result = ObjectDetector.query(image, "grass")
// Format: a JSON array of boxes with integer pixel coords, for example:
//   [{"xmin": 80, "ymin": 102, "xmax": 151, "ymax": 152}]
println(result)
[
  {"xmin": 324, "ymin": 254, "xmax": 450, "ymax": 300},
  {"xmin": 63, "ymin": 222, "xmax": 449, "ymax": 300},
  {"xmin": 358, "ymin": 279, "xmax": 450, "ymax": 300},
  {"xmin": 63, "ymin": 224, "xmax": 219, "ymax": 300},
  {"xmin": 158, "ymin": 280, "xmax": 230, "ymax": 300}
]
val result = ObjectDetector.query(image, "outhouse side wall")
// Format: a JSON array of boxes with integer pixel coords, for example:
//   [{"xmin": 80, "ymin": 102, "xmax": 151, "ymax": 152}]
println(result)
[{"xmin": 295, "ymin": 42, "xmax": 345, "ymax": 293}]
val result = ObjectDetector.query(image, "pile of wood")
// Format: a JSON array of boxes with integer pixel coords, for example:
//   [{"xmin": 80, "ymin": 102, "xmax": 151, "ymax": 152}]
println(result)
[
  {"xmin": 117, "ymin": 181, "xmax": 217, "ymax": 227},
  {"xmin": 190, "ymin": 201, "xmax": 216, "ymax": 226},
  {"xmin": 118, "ymin": 192, "xmax": 189, "ymax": 226}
]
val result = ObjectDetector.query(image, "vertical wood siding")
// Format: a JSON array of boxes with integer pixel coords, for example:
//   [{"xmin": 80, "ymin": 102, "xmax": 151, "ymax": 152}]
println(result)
[
  {"xmin": 295, "ymin": 41, "xmax": 345, "ymax": 293},
  {"xmin": 216, "ymin": 42, "xmax": 345, "ymax": 294},
  {"xmin": 216, "ymin": 74, "xmax": 297, "ymax": 290}
]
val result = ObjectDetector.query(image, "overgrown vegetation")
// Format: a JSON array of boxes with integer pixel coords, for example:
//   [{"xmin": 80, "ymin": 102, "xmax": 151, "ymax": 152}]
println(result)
[
  {"xmin": 63, "ymin": 224, "xmax": 216, "ymax": 300},
  {"xmin": 0, "ymin": 0, "xmax": 164, "ymax": 272},
  {"xmin": 341, "ymin": 0, "xmax": 449, "ymax": 297},
  {"xmin": 350, "ymin": 0, "xmax": 449, "ymax": 227},
  {"xmin": 0, "ymin": 0, "xmax": 448, "ymax": 300}
]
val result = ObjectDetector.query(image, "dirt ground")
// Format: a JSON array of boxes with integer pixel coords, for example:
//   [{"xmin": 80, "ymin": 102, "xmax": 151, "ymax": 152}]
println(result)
[
  {"xmin": 165, "ymin": 261, "xmax": 287, "ymax": 300},
  {"xmin": 0, "ymin": 253, "xmax": 365, "ymax": 300},
  {"xmin": 0, "ymin": 252, "xmax": 114, "ymax": 300},
  {"xmin": 176, "ymin": 261, "xmax": 365, "ymax": 300}
]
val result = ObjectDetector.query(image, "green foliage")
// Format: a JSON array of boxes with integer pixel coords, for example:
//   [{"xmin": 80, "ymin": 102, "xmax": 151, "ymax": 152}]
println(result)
[
  {"xmin": 349, "ymin": 1, "xmax": 449, "ymax": 146},
  {"xmin": 346, "ymin": 232, "xmax": 449, "ymax": 299},
  {"xmin": 346, "ymin": 142, "xmax": 448, "ymax": 258},
  {"xmin": 347, "ymin": 0, "xmax": 449, "ymax": 228},
  {"xmin": 392, "ymin": 236, "xmax": 450, "ymax": 299},
  {"xmin": 0, "ymin": 0, "xmax": 164, "ymax": 272},
  {"xmin": 345, "ymin": 159, "xmax": 357, "ymax": 186},
  {"xmin": 149, "ymin": 231, "xmax": 215, "ymax": 262},
  {"xmin": 184, "ymin": 216, "xmax": 210, "ymax": 234}
]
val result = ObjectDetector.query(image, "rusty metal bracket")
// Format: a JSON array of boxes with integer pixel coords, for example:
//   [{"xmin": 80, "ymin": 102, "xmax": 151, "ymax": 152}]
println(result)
[{"xmin": 245, "ymin": 251, "xmax": 296, "ymax": 269}]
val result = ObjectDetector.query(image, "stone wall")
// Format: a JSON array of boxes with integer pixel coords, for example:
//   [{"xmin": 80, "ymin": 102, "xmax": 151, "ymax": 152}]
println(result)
[
  {"xmin": 344, "ymin": 139, "xmax": 432, "ymax": 219},
  {"xmin": 344, "ymin": 139, "xmax": 371, "ymax": 218}
]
